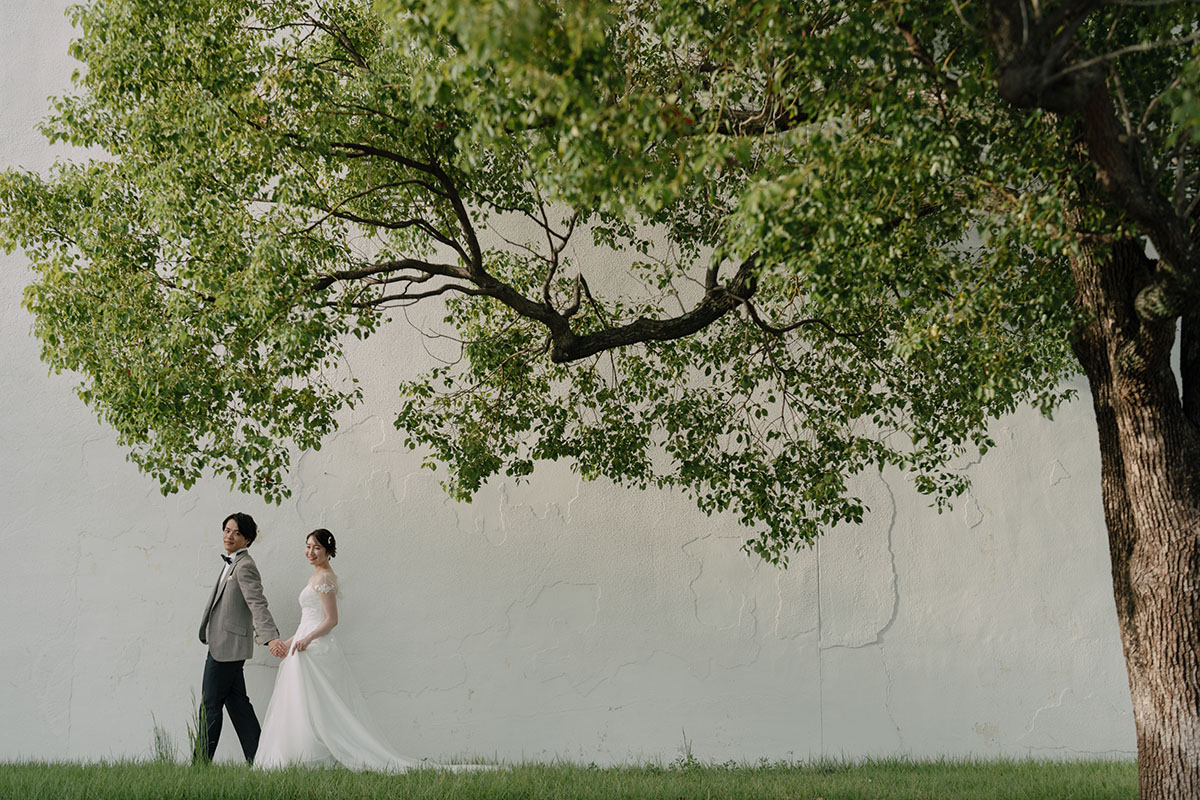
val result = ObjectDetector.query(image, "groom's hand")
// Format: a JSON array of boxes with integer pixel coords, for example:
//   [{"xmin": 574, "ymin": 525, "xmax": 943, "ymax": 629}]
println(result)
[{"xmin": 267, "ymin": 638, "xmax": 286, "ymax": 658}]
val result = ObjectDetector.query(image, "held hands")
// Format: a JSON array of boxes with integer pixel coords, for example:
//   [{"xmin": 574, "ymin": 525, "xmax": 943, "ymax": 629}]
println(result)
[{"xmin": 266, "ymin": 635, "xmax": 312, "ymax": 658}]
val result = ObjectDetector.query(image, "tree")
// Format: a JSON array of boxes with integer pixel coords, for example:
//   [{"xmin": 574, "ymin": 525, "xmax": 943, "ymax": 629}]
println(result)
[{"xmin": 0, "ymin": 1, "xmax": 1197, "ymax": 796}]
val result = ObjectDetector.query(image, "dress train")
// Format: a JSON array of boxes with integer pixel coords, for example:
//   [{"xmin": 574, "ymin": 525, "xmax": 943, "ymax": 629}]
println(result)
[{"xmin": 256, "ymin": 576, "xmax": 487, "ymax": 772}]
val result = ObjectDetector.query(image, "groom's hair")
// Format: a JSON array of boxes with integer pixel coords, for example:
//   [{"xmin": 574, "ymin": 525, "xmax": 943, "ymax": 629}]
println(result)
[{"xmin": 223, "ymin": 512, "xmax": 259, "ymax": 545}]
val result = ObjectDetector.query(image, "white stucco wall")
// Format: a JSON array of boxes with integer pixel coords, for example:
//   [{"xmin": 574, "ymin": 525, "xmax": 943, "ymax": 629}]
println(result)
[{"xmin": 1, "ymin": 0, "xmax": 1136, "ymax": 765}]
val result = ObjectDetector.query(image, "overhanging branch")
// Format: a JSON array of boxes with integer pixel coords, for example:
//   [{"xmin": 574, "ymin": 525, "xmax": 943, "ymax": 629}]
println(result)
[
  {"xmin": 311, "ymin": 257, "xmax": 467, "ymax": 292},
  {"xmin": 545, "ymin": 255, "xmax": 758, "ymax": 362}
]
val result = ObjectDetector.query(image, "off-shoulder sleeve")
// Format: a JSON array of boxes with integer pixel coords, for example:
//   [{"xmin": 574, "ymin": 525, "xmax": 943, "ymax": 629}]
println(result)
[{"xmin": 313, "ymin": 572, "xmax": 338, "ymax": 595}]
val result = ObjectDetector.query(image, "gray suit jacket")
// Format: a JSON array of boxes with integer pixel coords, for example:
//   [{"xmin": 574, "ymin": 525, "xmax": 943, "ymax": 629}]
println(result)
[{"xmin": 198, "ymin": 551, "xmax": 280, "ymax": 662}]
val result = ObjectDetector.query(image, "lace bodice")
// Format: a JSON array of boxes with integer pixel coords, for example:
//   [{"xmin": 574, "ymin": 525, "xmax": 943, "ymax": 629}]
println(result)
[{"xmin": 297, "ymin": 573, "xmax": 338, "ymax": 632}]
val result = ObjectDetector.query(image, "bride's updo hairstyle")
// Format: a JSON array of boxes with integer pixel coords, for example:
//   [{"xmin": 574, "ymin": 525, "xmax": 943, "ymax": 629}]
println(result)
[{"xmin": 307, "ymin": 528, "xmax": 337, "ymax": 558}]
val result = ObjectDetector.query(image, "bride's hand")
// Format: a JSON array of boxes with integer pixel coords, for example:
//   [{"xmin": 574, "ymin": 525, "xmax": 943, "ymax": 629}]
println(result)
[{"xmin": 294, "ymin": 636, "xmax": 313, "ymax": 652}]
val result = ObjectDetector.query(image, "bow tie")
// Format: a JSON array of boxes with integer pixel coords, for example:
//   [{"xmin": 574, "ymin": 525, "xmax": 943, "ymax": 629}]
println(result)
[{"xmin": 221, "ymin": 554, "xmax": 233, "ymax": 564}]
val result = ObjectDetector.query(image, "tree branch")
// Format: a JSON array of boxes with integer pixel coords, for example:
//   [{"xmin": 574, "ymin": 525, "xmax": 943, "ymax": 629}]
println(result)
[
  {"xmin": 710, "ymin": 103, "xmax": 813, "ymax": 136},
  {"xmin": 1052, "ymin": 30, "xmax": 1200, "ymax": 82},
  {"xmin": 742, "ymin": 300, "xmax": 871, "ymax": 341},
  {"xmin": 985, "ymin": 3, "xmax": 1200, "ymax": 347},
  {"xmin": 546, "ymin": 255, "xmax": 758, "ymax": 362},
  {"xmin": 1079, "ymin": 85, "xmax": 1200, "ymax": 328},
  {"xmin": 311, "ymin": 258, "xmax": 467, "ymax": 292},
  {"xmin": 304, "ymin": 11, "xmax": 369, "ymax": 71},
  {"xmin": 332, "ymin": 283, "xmax": 488, "ymax": 308},
  {"xmin": 327, "ymin": 141, "xmax": 440, "ymax": 177},
  {"xmin": 324, "ymin": 208, "xmax": 464, "ymax": 257},
  {"xmin": 286, "ymin": 178, "xmax": 450, "ymax": 235},
  {"xmin": 987, "ymin": 0, "xmax": 1107, "ymax": 113}
]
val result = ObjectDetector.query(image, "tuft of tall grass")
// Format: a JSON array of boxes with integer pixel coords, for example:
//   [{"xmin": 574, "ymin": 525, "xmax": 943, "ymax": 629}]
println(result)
[
  {"xmin": 148, "ymin": 715, "xmax": 176, "ymax": 764},
  {"xmin": 0, "ymin": 757, "xmax": 1136, "ymax": 800},
  {"xmin": 187, "ymin": 691, "xmax": 208, "ymax": 765}
]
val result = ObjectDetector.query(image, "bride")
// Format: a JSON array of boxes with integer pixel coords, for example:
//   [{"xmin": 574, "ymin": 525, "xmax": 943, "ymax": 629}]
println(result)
[{"xmin": 256, "ymin": 529, "xmax": 460, "ymax": 771}]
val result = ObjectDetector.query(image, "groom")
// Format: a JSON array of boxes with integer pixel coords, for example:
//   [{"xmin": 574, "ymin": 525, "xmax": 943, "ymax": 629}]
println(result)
[{"xmin": 197, "ymin": 512, "xmax": 286, "ymax": 764}]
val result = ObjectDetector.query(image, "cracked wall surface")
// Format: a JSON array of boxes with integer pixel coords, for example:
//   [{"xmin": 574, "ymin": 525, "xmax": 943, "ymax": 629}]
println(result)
[{"xmin": 0, "ymin": 1, "xmax": 1135, "ymax": 764}]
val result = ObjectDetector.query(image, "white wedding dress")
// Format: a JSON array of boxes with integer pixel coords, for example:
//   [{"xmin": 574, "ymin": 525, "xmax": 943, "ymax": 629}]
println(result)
[{"xmin": 255, "ymin": 573, "xmax": 420, "ymax": 771}]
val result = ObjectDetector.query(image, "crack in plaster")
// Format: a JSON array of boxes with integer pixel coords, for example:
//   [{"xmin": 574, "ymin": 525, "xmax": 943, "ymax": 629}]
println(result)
[
  {"xmin": 686, "ymin": 657, "xmax": 715, "ymax": 681},
  {"xmin": 773, "ymin": 567, "xmax": 818, "ymax": 639},
  {"xmin": 686, "ymin": 534, "xmax": 765, "ymax": 623},
  {"xmin": 963, "ymin": 493, "xmax": 985, "ymax": 529},
  {"xmin": 500, "ymin": 580, "xmax": 604, "ymax": 694},
  {"xmin": 952, "ymin": 427, "xmax": 1013, "ymax": 475},
  {"xmin": 111, "ymin": 642, "xmax": 142, "ymax": 685},
  {"xmin": 331, "ymin": 468, "xmax": 398, "ymax": 513},
  {"xmin": 816, "ymin": 537, "xmax": 823, "ymax": 755},
  {"xmin": 178, "ymin": 492, "xmax": 201, "ymax": 516},
  {"xmin": 818, "ymin": 475, "xmax": 900, "ymax": 651},
  {"xmin": 953, "ymin": 446, "xmax": 986, "ymax": 473},
  {"xmin": 503, "ymin": 589, "xmax": 730, "ymax": 699},
  {"xmin": 1020, "ymin": 688, "xmax": 1073, "ymax": 741},
  {"xmin": 395, "ymin": 470, "xmax": 430, "ymax": 506},
  {"xmin": 679, "ymin": 535, "xmax": 770, "ymax": 669},
  {"xmin": 442, "ymin": 621, "xmax": 507, "ymax": 652},
  {"xmin": 593, "ymin": 649, "xmax": 680, "ymax": 691},
  {"xmin": 367, "ymin": 653, "xmax": 471, "ymax": 699},
  {"xmin": 737, "ymin": 597, "xmax": 763, "ymax": 656},
  {"xmin": 815, "ymin": 473, "xmax": 903, "ymax": 754},
  {"xmin": 300, "ymin": 476, "xmax": 321, "ymax": 508},
  {"xmin": 361, "ymin": 415, "xmax": 400, "ymax": 454},
  {"xmin": 503, "ymin": 481, "xmax": 575, "ymax": 523},
  {"xmin": 485, "ymin": 475, "xmax": 582, "ymax": 547},
  {"xmin": 876, "ymin": 479, "xmax": 904, "ymax": 746},
  {"xmin": 1021, "ymin": 745, "xmax": 1137, "ymax": 757},
  {"xmin": 65, "ymin": 532, "xmax": 82, "ymax": 752},
  {"xmin": 1047, "ymin": 459, "xmax": 1071, "ymax": 487},
  {"xmin": 65, "ymin": 671, "xmax": 75, "ymax": 753},
  {"xmin": 450, "ymin": 700, "xmax": 635, "ymax": 725},
  {"xmin": 80, "ymin": 431, "xmax": 139, "ymax": 499},
  {"xmin": 681, "ymin": 534, "xmax": 710, "ymax": 626},
  {"xmin": 562, "ymin": 477, "xmax": 584, "ymax": 526},
  {"xmin": 483, "ymin": 489, "xmax": 510, "ymax": 547},
  {"xmin": 874, "ymin": 478, "xmax": 901, "ymax": 644},
  {"xmin": 879, "ymin": 645, "xmax": 904, "ymax": 750}
]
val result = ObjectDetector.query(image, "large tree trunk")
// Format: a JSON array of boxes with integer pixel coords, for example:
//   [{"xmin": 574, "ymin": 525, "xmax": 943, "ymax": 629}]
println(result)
[{"xmin": 1070, "ymin": 238, "xmax": 1200, "ymax": 800}]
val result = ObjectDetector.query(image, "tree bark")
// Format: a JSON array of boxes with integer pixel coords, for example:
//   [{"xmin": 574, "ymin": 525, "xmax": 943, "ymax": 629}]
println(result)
[{"xmin": 1070, "ymin": 238, "xmax": 1200, "ymax": 800}]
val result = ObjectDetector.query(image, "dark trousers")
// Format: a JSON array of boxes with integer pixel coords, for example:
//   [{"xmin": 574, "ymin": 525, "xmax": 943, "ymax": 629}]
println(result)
[{"xmin": 199, "ymin": 652, "xmax": 261, "ymax": 763}]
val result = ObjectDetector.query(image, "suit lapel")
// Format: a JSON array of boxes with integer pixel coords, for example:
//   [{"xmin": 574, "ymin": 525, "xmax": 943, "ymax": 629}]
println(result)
[{"xmin": 200, "ymin": 563, "xmax": 224, "ymax": 637}]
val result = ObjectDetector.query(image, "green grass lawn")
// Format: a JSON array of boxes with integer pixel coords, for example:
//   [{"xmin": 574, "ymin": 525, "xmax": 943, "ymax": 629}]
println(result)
[{"xmin": 0, "ymin": 758, "xmax": 1137, "ymax": 800}]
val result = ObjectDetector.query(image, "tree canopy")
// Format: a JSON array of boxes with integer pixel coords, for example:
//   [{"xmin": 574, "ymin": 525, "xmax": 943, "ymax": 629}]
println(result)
[{"xmin": 1, "ymin": 0, "xmax": 1196, "ymax": 562}]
